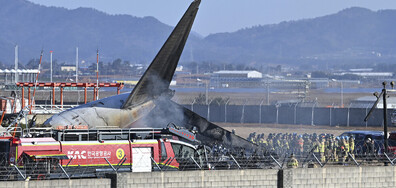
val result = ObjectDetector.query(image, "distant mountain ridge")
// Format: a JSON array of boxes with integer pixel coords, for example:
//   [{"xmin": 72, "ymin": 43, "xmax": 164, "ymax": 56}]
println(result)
[
  {"xmin": 1, "ymin": 0, "xmax": 396, "ymax": 66},
  {"xmin": 0, "ymin": 0, "xmax": 193, "ymax": 64},
  {"xmin": 197, "ymin": 7, "xmax": 396, "ymax": 64}
]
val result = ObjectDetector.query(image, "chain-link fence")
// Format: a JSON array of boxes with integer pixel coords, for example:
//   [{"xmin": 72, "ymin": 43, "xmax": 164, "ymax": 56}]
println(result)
[{"xmin": 181, "ymin": 102, "xmax": 393, "ymax": 127}]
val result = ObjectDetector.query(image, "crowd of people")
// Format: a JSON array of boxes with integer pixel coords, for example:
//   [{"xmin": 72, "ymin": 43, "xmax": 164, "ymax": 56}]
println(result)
[{"xmin": 246, "ymin": 132, "xmax": 376, "ymax": 165}]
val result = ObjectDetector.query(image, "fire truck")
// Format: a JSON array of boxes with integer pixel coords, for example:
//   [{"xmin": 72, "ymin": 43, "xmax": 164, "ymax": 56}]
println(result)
[{"xmin": 0, "ymin": 124, "xmax": 206, "ymax": 179}]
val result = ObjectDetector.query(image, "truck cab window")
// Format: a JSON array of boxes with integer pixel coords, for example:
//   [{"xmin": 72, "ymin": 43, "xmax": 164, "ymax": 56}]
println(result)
[
  {"xmin": 171, "ymin": 143, "xmax": 195, "ymax": 159},
  {"xmin": 171, "ymin": 143, "xmax": 182, "ymax": 157},
  {"xmin": 160, "ymin": 141, "xmax": 167, "ymax": 161},
  {"xmin": 171, "ymin": 142, "xmax": 202, "ymax": 169}
]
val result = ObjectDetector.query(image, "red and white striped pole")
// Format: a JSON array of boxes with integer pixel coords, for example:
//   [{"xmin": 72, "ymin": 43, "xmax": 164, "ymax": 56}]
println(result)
[{"xmin": 96, "ymin": 49, "xmax": 99, "ymax": 100}]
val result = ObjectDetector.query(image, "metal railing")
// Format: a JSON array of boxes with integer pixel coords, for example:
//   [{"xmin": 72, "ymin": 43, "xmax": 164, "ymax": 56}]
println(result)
[{"xmin": 30, "ymin": 104, "xmax": 78, "ymax": 114}]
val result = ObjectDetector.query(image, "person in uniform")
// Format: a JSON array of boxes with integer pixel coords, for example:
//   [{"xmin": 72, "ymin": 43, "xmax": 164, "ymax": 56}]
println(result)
[
  {"xmin": 267, "ymin": 137, "xmax": 274, "ymax": 152},
  {"xmin": 282, "ymin": 135, "xmax": 289, "ymax": 154},
  {"xmin": 319, "ymin": 137, "xmax": 326, "ymax": 163},
  {"xmin": 259, "ymin": 135, "xmax": 267, "ymax": 149},
  {"xmin": 342, "ymin": 137, "xmax": 349, "ymax": 163},
  {"xmin": 325, "ymin": 136, "xmax": 332, "ymax": 162},
  {"xmin": 287, "ymin": 153, "xmax": 299, "ymax": 168},
  {"xmin": 303, "ymin": 136, "xmax": 312, "ymax": 154},
  {"xmin": 332, "ymin": 136, "xmax": 338, "ymax": 162},
  {"xmin": 313, "ymin": 137, "xmax": 320, "ymax": 157},
  {"xmin": 349, "ymin": 136, "xmax": 355, "ymax": 159},
  {"xmin": 297, "ymin": 135, "xmax": 304, "ymax": 155}
]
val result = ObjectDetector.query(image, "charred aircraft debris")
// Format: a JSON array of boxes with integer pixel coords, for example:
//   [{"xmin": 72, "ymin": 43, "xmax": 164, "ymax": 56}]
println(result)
[{"xmin": 43, "ymin": 0, "xmax": 258, "ymax": 153}]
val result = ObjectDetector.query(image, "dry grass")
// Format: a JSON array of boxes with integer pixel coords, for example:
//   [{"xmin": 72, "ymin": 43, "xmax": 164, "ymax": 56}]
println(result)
[{"xmin": 174, "ymin": 90, "xmax": 369, "ymax": 106}]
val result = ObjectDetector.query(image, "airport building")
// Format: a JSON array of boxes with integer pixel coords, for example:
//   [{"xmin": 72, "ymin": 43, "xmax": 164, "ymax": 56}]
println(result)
[
  {"xmin": 209, "ymin": 70, "xmax": 331, "ymax": 90},
  {"xmin": 350, "ymin": 96, "xmax": 396, "ymax": 109},
  {"xmin": 334, "ymin": 70, "xmax": 393, "ymax": 79},
  {"xmin": 60, "ymin": 65, "xmax": 76, "ymax": 72},
  {"xmin": 0, "ymin": 69, "xmax": 40, "ymax": 85},
  {"xmin": 210, "ymin": 70, "xmax": 263, "ymax": 88}
]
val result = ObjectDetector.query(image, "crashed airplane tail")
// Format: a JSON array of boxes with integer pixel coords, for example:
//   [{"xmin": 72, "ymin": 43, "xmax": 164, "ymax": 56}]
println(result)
[{"xmin": 122, "ymin": 0, "xmax": 201, "ymax": 109}]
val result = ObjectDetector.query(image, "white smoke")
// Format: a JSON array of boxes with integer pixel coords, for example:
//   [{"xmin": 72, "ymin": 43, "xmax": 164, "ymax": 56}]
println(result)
[{"xmin": 131, "ymin": 73, "xmax": 185, "ymax": 129}]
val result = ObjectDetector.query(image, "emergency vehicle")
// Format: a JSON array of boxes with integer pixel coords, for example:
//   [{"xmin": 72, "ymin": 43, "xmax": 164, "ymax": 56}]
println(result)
[{"xmin": 0, "ymin": 124, "xmax": 205, "ymax": 179}]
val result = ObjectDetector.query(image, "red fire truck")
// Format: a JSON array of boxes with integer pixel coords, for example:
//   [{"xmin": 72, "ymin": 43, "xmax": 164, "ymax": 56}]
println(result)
[{"xmin": 0, "ymin": 124, "xmax": 205, "ymax": 179}]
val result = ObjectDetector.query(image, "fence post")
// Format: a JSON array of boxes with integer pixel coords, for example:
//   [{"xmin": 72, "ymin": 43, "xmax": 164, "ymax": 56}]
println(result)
[
  {"xmin": 207, "ymin": 99, "xmax": 213, "ymax": 121},
  {"xmin": 190, "ymin": 156, "xmax": 202, "ymax": 169},
  {"xmin": 329, "ymin": 103, "xmax": 333, "ymax": 126},
  {"xmin": 11, "ymin": 164, "xmax": 26, "ymax": 180},
  {"xmin": 191, "ymin": 99, "xmax": 196, "ymax": 112},
  {"xmin": 348, "ymin": 153, "xmax": 360, "ymax": 166},
  {"xmin": 58, "ymin": 163, "xmax": 70, "ymax": 179},
  {"xmin": 276, "ymin": 103, "xmax": 280, "ymax": 124},
  {"xmin": 259, "ymin": 100, "xmax": 264, "ymax": 124},
  {"xmin": 270, "ymin": 155, "xmax": 282, "ymax": 168},
  {"xmin": 312, "ymin": 153, "xmax": 323, "ymax": 167},
  {"xmin": 230, "ymin": 155, "xmax": 241, "ymax": 169},
  {"xmin": 311, "ymin": 102, "xmax": 316, "ymax": 126},
  {"xmin": 294, "ymin": 102, "xmax": 299, "ymax": 125},
  {"xmin": 104, "ymin": 158, "xmax": 117, "ymax": 172},
  {"xmin": 151, "ymin": 157, "xmax": 162, "ymax": 171},
  {"xmin": 225, "ymin": 99, "xmax": 230, "ymax": 123},
  {"xmin": 240, "ymin": 99, "xmax": 247, "ymax": 124},
  {"xmin": 347, "ymin": 103, "xmax": 351, "ymax": 127}
]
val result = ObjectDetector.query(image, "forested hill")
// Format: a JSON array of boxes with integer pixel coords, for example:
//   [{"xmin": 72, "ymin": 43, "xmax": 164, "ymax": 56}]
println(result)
[
  {"xmin": 197, "ymin": 7, "xmax": 396, "ymax": 64},
  {"xmin": 0, "ymin": 0, "xmax": 200, "ymax": 64}
]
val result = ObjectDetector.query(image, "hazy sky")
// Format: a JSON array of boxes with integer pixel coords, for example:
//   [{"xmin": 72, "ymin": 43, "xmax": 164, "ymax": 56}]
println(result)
[{"xmin": 28, "ymin": 0, "xmax": 396, "ymax": 36}]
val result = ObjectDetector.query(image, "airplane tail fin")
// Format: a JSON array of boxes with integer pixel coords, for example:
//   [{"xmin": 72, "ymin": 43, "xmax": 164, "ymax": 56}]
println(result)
[{"xmin": 122, "ymin": 0, "xmax": 201, "ymax": 109}]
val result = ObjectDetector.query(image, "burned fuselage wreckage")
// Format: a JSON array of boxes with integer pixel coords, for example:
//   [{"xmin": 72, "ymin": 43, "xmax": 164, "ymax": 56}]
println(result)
[{"xmin": 43, "ymin": 0, "xmax": 258, "ymax": 154}]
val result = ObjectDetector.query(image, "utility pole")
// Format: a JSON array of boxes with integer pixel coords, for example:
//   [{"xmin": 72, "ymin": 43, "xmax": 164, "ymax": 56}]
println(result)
[
  {"xmin": 364, "ymin": 81, "xmax": 393, "ymax": 154},
  {"xmin": 205, "ymin": 81, "xmax": 208, "ymax": 105},
  {"xmin": 14, "ymin": 45, "xmax": 18, "ymax": 83},
  {"xmin": 96, "ymin": 49, "xmax": 99, "ymax": 100},
  {"xmin": 76, "ymin": 47, "xmax": 78, "ymax": 83},
  {"xmin": 383, "ymin": 82, "xmax": 389, "ymax": 153},
  {"xmin": 50, "ymin": 51, "xmax": 53, "ymax": 82}
]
